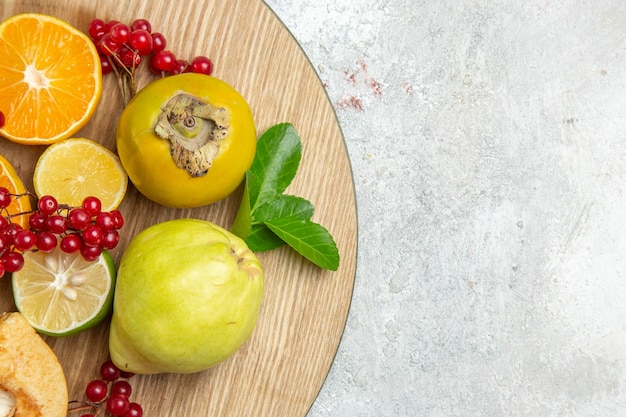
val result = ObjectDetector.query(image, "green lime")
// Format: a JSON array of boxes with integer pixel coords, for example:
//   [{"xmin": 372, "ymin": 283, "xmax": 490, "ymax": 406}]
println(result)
[{"xmin": 12, "ymin": 247, "xmax": 116, "ymax": 337}]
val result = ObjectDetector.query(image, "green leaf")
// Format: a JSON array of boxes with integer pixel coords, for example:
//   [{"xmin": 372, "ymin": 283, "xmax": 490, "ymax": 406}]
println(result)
[
  {"xmin": 265, "ymin": 216, "xmax": 340, "ymax": 271},
  {"xmin": 254, "ymin": 194, "xmax": 314, "ymax": 222},
  {"xmin": 231, "ymin": 181, "xmax": 252, "ymax": 239},
  {"xmin": 245, "ymin": 224, "xmax": 285, "ymax": 252},
  {"xmin": 248, "ymin": 123, "xmax": 302, "ymax": 211}
]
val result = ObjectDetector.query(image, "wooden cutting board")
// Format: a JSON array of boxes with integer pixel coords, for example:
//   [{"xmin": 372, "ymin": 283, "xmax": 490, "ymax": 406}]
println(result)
[{"xmin": 0, "ymin": 1, "xmax": 357, "ymax": 416}]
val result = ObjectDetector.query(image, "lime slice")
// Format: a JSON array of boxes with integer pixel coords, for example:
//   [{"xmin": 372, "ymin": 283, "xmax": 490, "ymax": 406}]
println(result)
[{"xmin": 12, "ymin": 248, "xmax": 116, "ymax": 337}]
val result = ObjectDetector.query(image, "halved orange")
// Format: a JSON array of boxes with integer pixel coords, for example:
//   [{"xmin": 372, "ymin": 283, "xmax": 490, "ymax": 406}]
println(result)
[
  {"xmin": 0, "ymin": 13, "xmax": 102, "ymax": 144},
  {"xmin": 0, "ymin": 153, "xmax": 31, "ymax": 229}
]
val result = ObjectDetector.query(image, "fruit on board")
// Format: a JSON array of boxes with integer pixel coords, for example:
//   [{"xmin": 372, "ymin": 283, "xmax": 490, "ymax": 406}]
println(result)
[
  {"xmin": 12, "ymin": 248, "xmax": 116, "ymax": 337},
  {"xmin": 116, "ymin": 73, "xmax": 256, "ymax": 208},
  {"xmin": 0, "ymin": 153, "xmax": 31, "ymax": 230},
  {"xmin": 109, "ymin": 219, "xmax": 264, "ymax": 374},
  {"xmin": 0, "ymin": 13, "xmax": 102, "ymax": 144},
  {"xmin": 0, "ymin": 312, "xmax": 68, "ymax": 417},
  {"xmin": 32, "ymin": 138, "xmax": 128, "ymax": 211}
]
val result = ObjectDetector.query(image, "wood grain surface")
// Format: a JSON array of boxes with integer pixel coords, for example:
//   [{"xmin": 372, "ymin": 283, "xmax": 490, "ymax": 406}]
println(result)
[{"xmin": 0, "ymin": 1, "xmax": 357, "ymax": 416}]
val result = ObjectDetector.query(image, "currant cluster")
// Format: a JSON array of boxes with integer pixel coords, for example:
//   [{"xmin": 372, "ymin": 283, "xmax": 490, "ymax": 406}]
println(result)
[
  {"xmin": 0, "ymin": 189, "xmax": 124, "ymax": 278},
  {"xmin": 28, "ymin": 195, "xmax": 124, "ymax": 262},
  {"xmin": 88, "ymin": 18, "xmax": 214, "ymax": 78},
  {"xmin": 70, "ymin": 360, "xmax": 143, "ymax": 417}
]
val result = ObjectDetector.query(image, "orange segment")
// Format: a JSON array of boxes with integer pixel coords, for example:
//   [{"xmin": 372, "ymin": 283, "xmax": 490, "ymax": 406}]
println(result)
[
  {"xmin": 33, "ymin": 138, "xmax": 128, "ymax": 211},
  {"xmin": 0, "ymin": 13, "xmax": 102, "ymax": 144},
  {"xmin": 0, "ymin": 153, "xmax": 31, "ymax": 229}
]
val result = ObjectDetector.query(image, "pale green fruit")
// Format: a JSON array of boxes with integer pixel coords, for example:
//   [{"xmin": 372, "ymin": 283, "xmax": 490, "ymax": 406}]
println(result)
[{"xmin": 109, "ymin": 219, "xmax": 264, "ymax": 374}]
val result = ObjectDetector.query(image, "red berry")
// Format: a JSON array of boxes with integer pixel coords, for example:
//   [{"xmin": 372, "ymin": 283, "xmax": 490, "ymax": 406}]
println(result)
[
  {"xmin": 111, "ymin": 380, "xmax": 132, "ymax": 397},
  {"xmin": 35, "ymin": 231, "xmax": 57, "ymax": 252},
  {"xmin": 85, "ymin": 379, "xmax": 108, "ymax": 402},
  {"xmin": 150, "ymin": 32, "xmax": 166, "ymax": 53},
  {"xmin": 80, "ymin": 245, "xmax": 102, "ymax": 262},
  {"xmin": 0, "ymin": 234, "xmax": 12, "ymax": 252},
  {"xmin": 110, "ymin": 210, "xmax": 124, "ymax": 229},
  {"xmin": 82, "ymin": 224, "xmax": 103, "ymax": 247},
  {"xmin": 45, "ymin": 215, "xmax": 69, "ymax": 234},
  {"xmin": 0, "ymin": 187, "xmax": 11, "ymax": 208},
  {"xmin": 190, "ymin": 56, "xmax": 213, "ymax": 75},
  {"xmin": 150, "ymin": 50, "xmax": 176, "ymax": 73},
  {"xmin": 99, "ymin": 54, "xmax": 113, "ymax": 75},
  {"xmin": 0, "ymin": 262, "xmax": 5, "ymax": 279},
  {"xmin": 1, "ymin": 251, "xmax": 24, "ymax": 273},
  {"xmin": 28, "ymin": 212, "xmax": 48, "ymax": 231},
  {"xmin": 129, "ymin": 29, "xmax": 153, "ymax": 56},
  {"xmin": 107, "ymin": 394, "xmax": 130, "ymax": 416},
  {"xmin": 82, "ymin": 196, "xmax": 102, "ymax": 217},
  {"xmin": 13, "ymin": 229, "xmax": 36, "ymax": 251},
  {"xmin": 0, "ymin": 110, "xmax": 5, "ymax": 128},
  {"xmin": 100, "ymin": 360, "xmax": 121, "ymax": 381},
  {"xmin": 101, "ymin": 229, "xmax": 120, "ymax": 250},
  {"xmin": 105, "ymin": 20, "xmax": 121, "ymax": 32},
  {"xmin": 123, "ymin": 403, "xmax": 143, "ymax": 417},
  {"xmin": 130, "ymin": 18, "xmax": 151, "ymax": 33},
  {"xmin": 95, "ymin": 212, "xmax": 116, "ymax": 231},
  {"xmin": 68, "ymin": 208, "xmax": 92, "ymax": 231},
  {"xmin": 88, "ymin": 18, "xmax": 107, "ymax": 41},
  {"xmin": 171, "ymin": 59, "xmax": 190, "ymax": 75},
  {"xmin": 109, "ymin": 23, "xmax": 131, "ymax": 44},
  {"xmin": 98, "ymin": 33, "xmax": 121, "ymax": 56},
  {"xmin": 60, "ymin": 233, "xmax": 82, "ymax": 254},
  {"xmin": 37, "ymin": 195, "xmax": 58, "ymax": 215},
  {"xmin": 119, "ymin": 46, "xmax": 142, "ymax": 69}
]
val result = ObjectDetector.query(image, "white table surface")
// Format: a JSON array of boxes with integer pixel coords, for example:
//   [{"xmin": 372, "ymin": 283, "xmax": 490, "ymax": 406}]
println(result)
[{"xmin": 263, "ymin": 1, "xmax": 626, "ymax": 416}]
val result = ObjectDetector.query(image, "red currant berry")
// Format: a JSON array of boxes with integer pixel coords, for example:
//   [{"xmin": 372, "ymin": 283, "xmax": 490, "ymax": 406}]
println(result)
[
  {"xmin": 68, "ymin": 208, "xmax": 92, "ymax": 230},
  {"xmin": 100, "ymin": 360, "xmax": 121, "ymax": 381},
  {"xmin": 101, "ymin": 229, "xmax": 120, "ymax": 250},
  {"xmin": 37, "ymin": 195, "xmax": 58, "ymax": 215},
  {"xmin": 88, "ymin": 18, "xmax": 107, "ymax": 41},
  {"xmin": 45, "ymin": 215, "xmax": 69, "ymax": 234},
  {"xmin": 28, "ymin": 212, "xmax": 48, "ymax": 231},
  {"xmin": 85, "ymin": 379, "xmax": 108, "ymax": 402},
  {"xmin": 107, "ymin": 394, "xmax": 130, "ymax": 416},
  {"xmin": 80, "ymin": 244, "xmax": 102, "ymax": 262},
  {"xmin": 0, "ymin": 216, "xmax": 9, "ymax": 232},
  {"xmin": 150, "ymin": 32, "xmax": 166, "ymax": 53},
  {"xmin": 190, "ymin": 56, "xmax": 213, "ymax": 75},
  {"xmin": 82, "ymin": 196, "xmax": 102, "ymax": 217},
  {"xmin": 119, "ymin": 370, "xmax": 135, "ymax": 379},
  {"xmin": 0, "ymin": 234, "xmax": 12, "ymax": 252},
  {"xmin": 150, "ymin": 50, "xmax": 176, "ymax": 73},
  {"xmin": 111, "ymin": 380, "xmax": 132, "ymax": 397},
  {"xmin": 119, "ymin": 46, "xmax": 142, "ymax": 69},
  {"xmin": 0, "ymin": 187, "xmax": 11, "ymax": 208},
  {"xmin": 105, "ymin": 20, "xmax": 121, "ymax": 32},
  {"xmin": 0, "ymin": 262, "xmax": 5, "ymax": 279},
  {"xmin": 109, "ymin": 23, "xmax": 131, "ymax": 44},
  {"xmin": 98, "ymin": 33, "xmax": 121, "ymax": 56},
  {"xmin": 110, "ymin": 210, "xmax": 124, "ymax": 229},
  {"xmin": 60, "ymin": 233, "xmax": 82, "ymax": 254},
  {"xmin": 129, "ymin": 29, "xmax": 153, "ymax": 56},
  {"xmin": 99, "ymin": 54, "xmax": 113, "ymax": 75},
  {"xmin": 35, "ymin": 231, "xmax": 57, "ymax": 252},
  {"xmin": 13, "ymin": 229, "xmax": 36, "ymax": 251},
  {"xmin": 130, "ymin": 18, "xmax": 152, "ymax": 33},
  {"xmin": 123, "ymin": 403, "xmax": 143, "ymax": 417},
  {"xmin": 1, "ymin": 251, "xmax": 24, "ymax": 273},
  {"xmin": 95, "ymin": 212, "xmax": 116, "ymax": 231},
  {"xmin": 171, "ymin": 59, "xmax": 190, "ymax": 75},
  {"xmin": 0, "ymin": 110, "xmax": 5, "ymax": 128},
  {"xmin": 82, "ymin": 224, "xmax": 103, "ymax": 247}
]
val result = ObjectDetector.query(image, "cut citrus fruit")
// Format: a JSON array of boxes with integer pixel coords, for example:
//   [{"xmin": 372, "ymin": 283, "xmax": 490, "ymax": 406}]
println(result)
[
  {"xmin": 0, "ymin": 153, "xmax": 31, "ymax": 229},
  {"xmin": 0, "ymin": 13, "xmax": 102, "ymax": 145},
  {"xmin": 12, "ymin": 247, "xmax": 116, "ymax": 337},
  {"xmin": 33, "ymin": 138, "xmax": 128, "ymax": 211}
]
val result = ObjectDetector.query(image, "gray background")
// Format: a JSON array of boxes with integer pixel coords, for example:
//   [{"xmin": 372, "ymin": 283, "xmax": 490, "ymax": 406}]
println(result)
[{"xmin": 264, "ymin": 1, "xmax": 626, "ymax": 416}]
